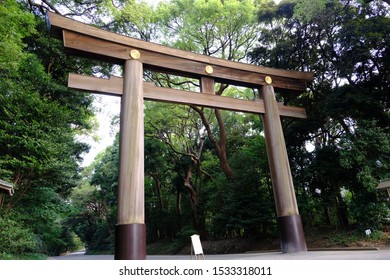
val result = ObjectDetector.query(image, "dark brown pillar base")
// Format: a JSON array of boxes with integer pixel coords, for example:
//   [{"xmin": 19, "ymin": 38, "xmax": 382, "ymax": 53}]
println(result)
[
  {"xmin": 277, "ymin": 215, "xmax": 307, "ymax": 253},
  {"xmin": 115, "ymin": 224, "xmax": 146, "ymax": 260}
]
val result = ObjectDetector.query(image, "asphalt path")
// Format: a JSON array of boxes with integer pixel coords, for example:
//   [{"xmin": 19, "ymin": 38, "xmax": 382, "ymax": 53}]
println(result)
[{"xmin": 50, "ymin": 248, "xmax": 390, "ymax": 260}]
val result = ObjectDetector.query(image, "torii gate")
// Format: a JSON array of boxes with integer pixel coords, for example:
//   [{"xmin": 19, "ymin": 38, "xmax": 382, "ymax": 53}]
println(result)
[{"xmin": 47, "ymin": 12, "xmax": 313, "ymax": 260}]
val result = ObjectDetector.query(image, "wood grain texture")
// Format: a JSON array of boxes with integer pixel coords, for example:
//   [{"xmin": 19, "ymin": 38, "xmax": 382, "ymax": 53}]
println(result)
[
  {"xmin": 48, "ymin": 12, "xmax": 313, "ymax": 92},
  {"xmin": 261, "ymin": 85, "xmax": 299, "ymax": 217},
  {"xmin": 63, "ymin": 31, "xmax": 308, "ymax": 92},
  {"xmin": 200, "ymin": 77, "xmax": 215, "ymax": 95},
  {"xmin": 68, "ymin": 73, "xmax": 307, "ymax": 119},
  {"xmin": 117, "ymin": 60, "xmax": 144, "ymax": 225}
]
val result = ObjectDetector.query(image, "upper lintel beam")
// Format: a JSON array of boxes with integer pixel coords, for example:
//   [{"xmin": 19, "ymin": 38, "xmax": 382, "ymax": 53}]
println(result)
[
  {"xmin": 62, "ymin": 30, "xmax": 307, "ymax": 92},
  {"xmin": 47, "ymin": 12, "xmax": 313, "ymax": 93}
]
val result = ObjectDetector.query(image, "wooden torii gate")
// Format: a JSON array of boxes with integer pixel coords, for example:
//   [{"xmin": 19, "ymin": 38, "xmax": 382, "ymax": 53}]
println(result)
[{"xmin": 47, "ymin": 12, "xmax": 313, "ymax": 260}]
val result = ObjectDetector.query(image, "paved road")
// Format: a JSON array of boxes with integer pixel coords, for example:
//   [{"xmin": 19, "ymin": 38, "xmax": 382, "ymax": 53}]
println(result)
[{"xmin": 50, "ymin": 248, "xmax": 390, "ymax": 260}]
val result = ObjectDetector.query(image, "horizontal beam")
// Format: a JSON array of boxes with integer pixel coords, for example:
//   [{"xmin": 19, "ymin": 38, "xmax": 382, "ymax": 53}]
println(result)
[
  {"xmin": 376, "ymin": 179, "xmax": 390, "ymax": 190},
  {"xmin": 68, "ymin": 73, "xmax": 307, "ymax": 119},
  {"xmin": 63, "ymin": 31, "xmax": 307, "ymax": 92},
  {"xmin": 47, "ymin": 12, "xmax": 313, "ymax": 93}
]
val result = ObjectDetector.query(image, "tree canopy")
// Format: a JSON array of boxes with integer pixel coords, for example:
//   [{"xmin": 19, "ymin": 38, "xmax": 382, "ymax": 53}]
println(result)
[{"xmin": 0, "ymin": 0, "xmax": 94, "ymax": 257}]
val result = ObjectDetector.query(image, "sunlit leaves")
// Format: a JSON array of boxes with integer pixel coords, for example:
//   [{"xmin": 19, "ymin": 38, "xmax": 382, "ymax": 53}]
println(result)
[
  {"xmin": 156, "ymin": 0, "xmax": 260, "ymax": 61},
  {"xmin": 0, "ymin": 0, "xmax": 35, "ymax": 76}
]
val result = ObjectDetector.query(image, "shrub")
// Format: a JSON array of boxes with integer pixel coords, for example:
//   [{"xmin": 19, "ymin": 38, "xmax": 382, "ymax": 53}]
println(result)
[{"xmin": 0, "ymin": 217, "xmax": 39, "ymax": 256}]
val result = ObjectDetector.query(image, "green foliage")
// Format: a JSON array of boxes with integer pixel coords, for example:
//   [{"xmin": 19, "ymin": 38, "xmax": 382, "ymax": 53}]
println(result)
[
  {"xmin": 156, "ymin": 0, "xmax": 260, "ymax": 60},
  {"xmin": 322, "ymin": 228, "xmax": 387, "ymax": 248},
  {"xmin": 209, "ymin": 135, "xmax": 276, "ymax": 238},
  {"xmin": 294, "ymin": 0, "xmax": 329, "ymax": 23},
  {"xmin": 12, "ymin": 186, "xmax": 74, "ymax": 255},
  {"xmin": 252, "ymin": 0, "xmax": 390, "ymax": 231},
  {"xmin": 67, "ymin": 137, "xmax": 119, "ymax": 252},
  {"xmin": 349, "ymin": 200, "xmax": 390, "ymax": 230},
  {"xmin": 0, "ymin": 0, "xmax": 36, "ymax": 76},
  {"xmin": 111, "ymin": 0, "xmax": 158, "ymax": 40},
  {"xmin": 0, "ymin": 0, "xmax": 95, "ymax": 257},
  {"xmin": 0, "ymin": 216, "xmax": 39, "ymax": 255},
  {"xmin": 0, "ymin": 253, "xmax": 48, "ymax": 260}
]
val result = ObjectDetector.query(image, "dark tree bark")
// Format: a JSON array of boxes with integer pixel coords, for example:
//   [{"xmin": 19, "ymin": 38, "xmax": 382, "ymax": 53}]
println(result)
[{"xmin": 191, "ymin": 84, "xmax": 234, "ymax": 181}]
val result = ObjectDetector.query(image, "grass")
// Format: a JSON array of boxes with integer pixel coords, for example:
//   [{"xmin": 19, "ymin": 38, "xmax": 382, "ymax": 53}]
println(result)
[
  {"xmin": 0, "ymin": 253, "xmax": 48, "ymax": 260},
  {"xmin": 305, "ymin": 227, "xmax": 390, "ymax": 248}
]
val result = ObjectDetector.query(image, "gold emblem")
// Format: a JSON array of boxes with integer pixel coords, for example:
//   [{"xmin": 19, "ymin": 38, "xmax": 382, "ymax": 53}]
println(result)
[
  {"xmin": 130, "ymin": 49, "xmax": 141, "ymax": 60},
  {"xmin": 205, "ymin": 65, "xmax": 214, "ymax": 74},
  {"xmin": 265, "ymin": 76, "xmax": 272, "ymax": 84}
]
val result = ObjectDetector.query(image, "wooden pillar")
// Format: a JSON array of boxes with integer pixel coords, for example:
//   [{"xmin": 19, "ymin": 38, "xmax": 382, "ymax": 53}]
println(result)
[
  {"xmin": 261, "ymin": 84, "xmax": 307, "ymax": 253},
  {"xmin": 115, "ymin": 58, "xmax": 146, "ymax": 260},
  {"xmin": 200, "ymin": 77, "xmax": 215, "ymax": 95}
]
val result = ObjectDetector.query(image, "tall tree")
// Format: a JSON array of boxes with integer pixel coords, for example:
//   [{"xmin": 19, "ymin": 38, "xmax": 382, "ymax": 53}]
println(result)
[
  {"xmin": 0, "ymin": 0, "xmax": 95, "ymax": 256},
  {"xmin": 144, "ymin": 100, "xmax": 207, "ymax": 233},
  {"xmin": 153, "ymin": 0, "xmax": 263, "ymax": 181},
  {"xmin": 250, "ymin": 0, "xmax": 390, "ymax": 229}
]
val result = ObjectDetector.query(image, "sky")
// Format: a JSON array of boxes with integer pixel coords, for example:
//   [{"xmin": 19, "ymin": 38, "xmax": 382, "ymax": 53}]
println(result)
[{"xmin": 80, "ymin": 95, "xmax": 120, "ymax": 167}]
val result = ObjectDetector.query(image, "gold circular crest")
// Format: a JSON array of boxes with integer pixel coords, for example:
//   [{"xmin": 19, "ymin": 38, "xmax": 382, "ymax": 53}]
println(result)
[
  {"xmin": 130, "ymin": 49, "xmax": 141, "ymax": 60},
  {"xmin": 205, "ymin": 65, "xmax": 214, "ymax": 74},
  {"xmin": 265, "ymin": 76, "xmax": 273, "ymax": 84}
]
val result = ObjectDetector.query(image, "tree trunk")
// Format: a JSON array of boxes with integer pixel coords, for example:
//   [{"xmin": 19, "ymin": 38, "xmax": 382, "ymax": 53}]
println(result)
[
  {"xmin": 214, "ymin": 108, "xmax": 234, "ymax": 180},
  {"xmin": 176, "ymin": 189, "xmax": 182, "ymax": 232},
  {"xmin": 336, "ymin": 192, "xmax": 349, "ymax": 229},
  {"xmin": 323, "ymin": 205, "xmax": 331, "ymax": 226},
  {"xmin": 191, "ymin": 106, "xmax": 234, "ymax": 181},
  {"xmin": 183, "ymin": 164, "xmax": 200, "ymax": 231},
  {"xmin": 151, "ymin": 174, "xmax": 164, "ymax": 210}
]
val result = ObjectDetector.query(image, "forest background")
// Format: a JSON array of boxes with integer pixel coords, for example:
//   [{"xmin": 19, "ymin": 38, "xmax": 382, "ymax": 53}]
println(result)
[{"xmin": 0, "ymin": 0, "xmax": 389, "ymax": 259}]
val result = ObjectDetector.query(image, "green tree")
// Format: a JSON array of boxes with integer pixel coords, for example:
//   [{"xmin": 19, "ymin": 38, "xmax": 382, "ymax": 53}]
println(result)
[
  {"xmin": 68, "ymin": 145, "xmax": 118, "ymax": 253},
  {"xmin": 250, "ymin": 0, "xmax": 390, "ymax": 229},
  {"xmin": 154, "ymin": 0, "xmax": 263, "ymax": 181},
  {"xmin": 0, "ymin": 0, "xmax": 35, "ymax": 76},
  {"xmin": 145, "ymin": 101, "xmax": 208, "ymax": 234},
  {"xmin": 210, "ymin": 135, "xmax": 276, "ymax": 238},
  {"xmin": 0, "ymin": 0, "xmax": 95, "ymax": 256}
]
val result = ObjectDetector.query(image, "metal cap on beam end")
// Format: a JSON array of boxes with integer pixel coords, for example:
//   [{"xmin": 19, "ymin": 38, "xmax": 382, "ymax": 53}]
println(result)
[
  {"xmin": 205, "ymin": 65, "xmax": 214, "ymax": 74},
  {"xmin": 130, "ymin": 49, "xmax": 141, "ymax": 60},
  {"xmin": 265, "ymin": 76, "xmax": 273, "ymax": 85}
]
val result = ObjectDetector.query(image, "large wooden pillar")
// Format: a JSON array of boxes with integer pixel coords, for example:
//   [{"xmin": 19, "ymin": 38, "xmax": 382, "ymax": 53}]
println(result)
[
  {"xmin": 115, "ymin": 58, "xmax": 146, "ymax": 260},
  {"xmin": 261, "ymin": 84, "xmax": 307, "ymax": 253}
]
